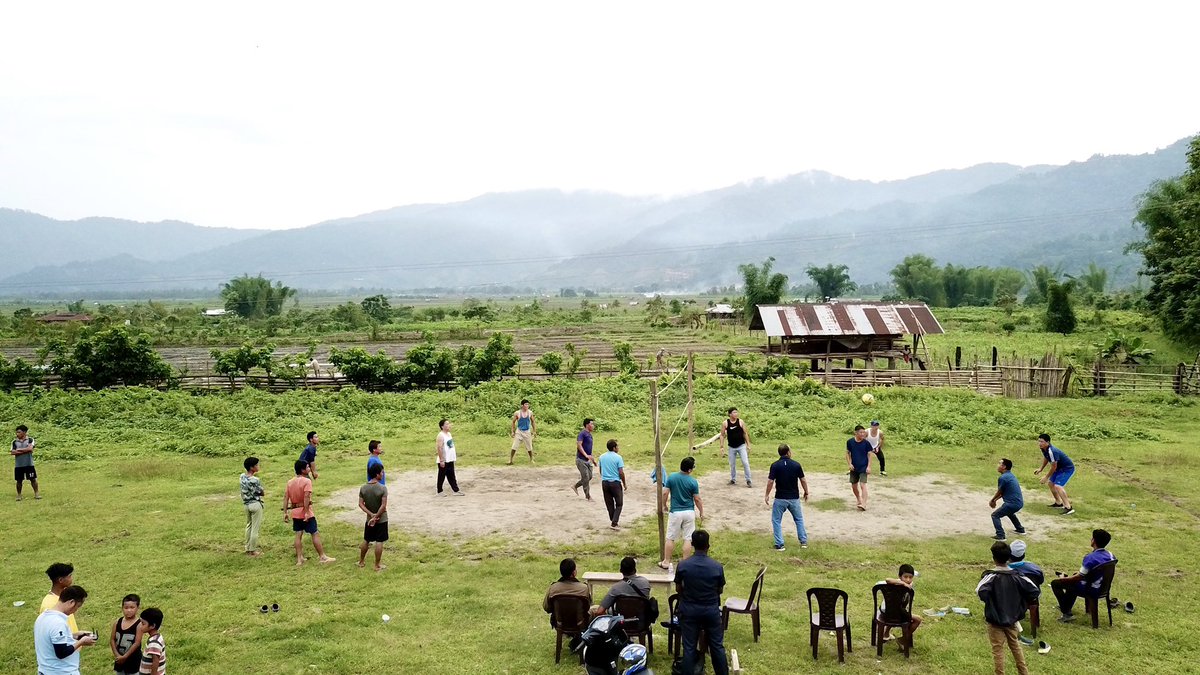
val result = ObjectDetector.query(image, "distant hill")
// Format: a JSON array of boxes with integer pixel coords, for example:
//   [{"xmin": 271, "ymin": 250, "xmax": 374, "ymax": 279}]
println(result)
[{"xmin": 0, "ymin": 137, "xmax": 1191, "ymax": 295}]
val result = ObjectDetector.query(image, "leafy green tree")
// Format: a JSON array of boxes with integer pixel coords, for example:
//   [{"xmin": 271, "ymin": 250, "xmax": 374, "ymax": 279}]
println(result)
[
  {"xmin": 890, "ymin": 255, "xmax": 946, "ymax": 305},
  {"xmin": 462, "ymin": 298, "xmax": 497, "ymax": 322},
  {"xmin": 1132, "ymin": 137, "xmax": 1200, "ymax": 345},
  {"xmin": 331, "ymin": 302, "xmax": 370, "ymax": 328},
  {"xmin": 1023, "ymin": 264, "xmax": 1062, "ymax": 305},
  {"xmin": 360, "ymin": 294, "xmax": 392, "ymax": 323},
  {"xmin": 210, "ymin": 342, "xmax": 276, "ymax": 381},
  {"xmin": 1077, "ymin": 262, "xmax": 1108, "ymax": 296},
  {"xmin": 329, "ymin": 347, "xmax": 404, "ymax": 391},
  {"xmin": 42, "ymin": 327, "xmax": 172, "ymax": 389},
  {"xmin": 536, "ymin": 351, "xmax": 563, "ymax": 375},
  {"xmin": 220, "ymin": 275, "xmax": 297, "ymax": 319},
  {"xmin": 1044, "ymin": 280, "xmax": 1077, "ymax": 334},
  {"xmin": 805, "ymin": 264, "xmax": 857, "ymax": 300},
  {"xmin": 644, "ymin": 295, "xmax": 669, "ymax": 327},
  {"xmin": 612, "ymin": 342, "xmax": 639, "ymax": 375},
  {"xmin": 0, "ymin": 354, "xmax": 42, "ymax": 392},
  {"xmin": 456, "ymin": 332, "xmax": 520, "ymax": 386},
  {"xmin": 563, "ymin": 342, "xmax": 587, "ymax": 375},
  {"xmin": 739, "ymin": 257, "xmax": 789, "ymax": 324},
  {"xmin": 67, "ymin": 299, "xmax": 85, "ymax": 313},
  {"xmin": 400, "ymin": 339, "xmax": 457, "ymax": 389}
]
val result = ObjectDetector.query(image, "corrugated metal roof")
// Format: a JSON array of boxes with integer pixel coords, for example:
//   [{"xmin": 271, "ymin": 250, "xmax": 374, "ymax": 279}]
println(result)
[{"xmin": 754, "ymin": 303, "xmax": 944, "ymax": 338}]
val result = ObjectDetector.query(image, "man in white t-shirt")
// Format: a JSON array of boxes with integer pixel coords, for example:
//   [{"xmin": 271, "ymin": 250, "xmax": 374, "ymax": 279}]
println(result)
[
  {"xmin": 436, "ymin": 418, "xmax": 464, "ymax": 496},
  {"xmin": 34, "ymin": 585, "xmax": 96, "ymax": 675},
  {"xmin": 866, "ymin": 420, "xmax": 886, "ymax": 476}
]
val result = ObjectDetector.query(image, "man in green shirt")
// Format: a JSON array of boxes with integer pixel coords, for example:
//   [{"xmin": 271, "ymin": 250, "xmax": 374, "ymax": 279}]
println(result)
[
  {"xmin": 357, "ymin": 463, "xmax": 389, "ymax": 572},
  {"xmin": 658, "ymin": 456, "xmax": 704, "ymax": 570}
]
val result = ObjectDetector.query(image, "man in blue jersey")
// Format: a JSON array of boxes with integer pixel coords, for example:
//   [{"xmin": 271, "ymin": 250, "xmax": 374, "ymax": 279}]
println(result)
[
  {"xmin": 366, "ymin": 440, "xmax": 386, "ymax": 486},
  {"xmin": 846, "ymin": 425, "xmax": 872, "ymax": 511},
  {"xmin": 1034, "ymin": 433, "xmax": 1075, "ymax": 515},
  {"xmin": 989, "ymin": 458, "xmax": 1025, "ymax": 540},
  {"xmin": 299, "ymin": 431, "xmax": 319, "ymax": 481}
]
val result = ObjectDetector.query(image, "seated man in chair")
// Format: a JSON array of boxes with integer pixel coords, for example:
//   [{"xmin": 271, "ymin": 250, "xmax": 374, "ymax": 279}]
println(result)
[
  {"xmin": 544, "ymin": 558, "xmax": 593, "ymax": 626},
  {"xmin": 1051, "ymin": 529, "xmax": 1115, "ymax": 623},
  {"xmin": 595, "ymin": 556, "xmax": 652, "ymax": 616}
]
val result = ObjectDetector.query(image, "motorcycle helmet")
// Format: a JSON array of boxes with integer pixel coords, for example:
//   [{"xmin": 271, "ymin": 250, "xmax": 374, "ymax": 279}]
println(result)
[{"xmin": 618, "ymin": 643, "xmax": 648, "ymax": 674}]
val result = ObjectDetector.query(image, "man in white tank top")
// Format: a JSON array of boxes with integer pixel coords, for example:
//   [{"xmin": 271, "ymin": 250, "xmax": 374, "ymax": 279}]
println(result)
[{"xmin": 867, "ymin": 420, "xmax": 886, "ymax": 476}]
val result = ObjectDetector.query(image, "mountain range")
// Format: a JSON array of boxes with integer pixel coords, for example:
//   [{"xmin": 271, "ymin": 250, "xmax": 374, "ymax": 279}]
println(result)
[{"xmin": 0, "ymin": 136, "xmax": 1191, "ymax": 297}]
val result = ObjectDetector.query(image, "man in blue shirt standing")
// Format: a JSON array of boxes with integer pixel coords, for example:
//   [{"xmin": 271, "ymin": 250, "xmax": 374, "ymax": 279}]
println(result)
[
  {"xmin": 845, "ymin": 425, "xmax": 872, "ymax": 511},
  {"xmin": 300, "ymin": 431, "xmax": 319, "ymax": 481},
  {"xmin": 676, "ymin": 530, "xmax": 729, "ymax": 675},
  {"xmin": 989, "ymin": 458, "xmax": 1025, "ymax": 540},
  {"xmin": 1051, "ymin": 529, "xmax": 1116, "ymax": 622},
  {"xmin": 366, "ymin": 440, "xmax": 386, "ymax": 486},
  {"xmin": 572, "ymin": 419, "xmax": 596, "ymax": 500},
  {"xmin": 764, "ymin": 443, "xmax": 809, "ymax": 551},
  {"xmin": 1035, "ymin": 433, "xmax": 1075, "ymax": 515},
  {"xmin": 659, "ymin": 457, "xmax": 704, "ymax": 570},
  {"xmin": 597, "ymin": 439, "xmax": 627, "ymax": 530}
]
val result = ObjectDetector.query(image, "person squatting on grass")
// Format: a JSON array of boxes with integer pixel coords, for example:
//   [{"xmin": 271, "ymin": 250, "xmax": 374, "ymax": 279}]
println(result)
[
  {"xmin": 12, "ymin": 423, "xmax": 39, "ymax": 501},
  {"xmin": 764, "ymin": 443, "xmax": 809, "ymax": 552},
  {"xmin": 285, "ymin": 459, "xmax": 335, "ymax": 565},
  {"xmin": 573, "ymin": 418, "xmax": 596, "ymax": 500},
  {"xmin": 435, "ymin": 418, "xmax": 464, "ymax": 496},
  {"xmin": 358, "ymin": 461, "xmax": 389, "ymax": 571},
  {"xmin": 509, "ymin": 398, "xmax": 537, "ymax": 464},
  {"xmin": 138, "ymin": 607, "xmax": 166, "ymax": 675},
  {"xmin": 241, "ymin": 457, "xmax": 265, "ymax": 557},
  {"xmin": 676, "ymin": 530, "xmax": 729, "ymax": 675},
  {"xmin": 34, "ymin": 584, "xmax": 96, "ymax": 675},
  {"xmin": 719, "ymin": 407, "xmax": 752, "ymax": 487},
  {"xmin": 1050, "ymin": 529, "xmax": 1116, "ymax": 623},
  {"xmin": 598, "ymin": 438, "xmax": 627, "ymax": 529},
  {"xmin": 846, "ymin": 425, "xmax": 872, "ymax": 511},
  {"xmin": 1035, "ymin": 433, "xmax": 1075, "ymax": 515},
  {"xmin": 659, "ymin": 456, "xmax": 703, "ymax": 571},
  {"xmin": 110, "ymin": 594, "xmax": 144, "ymax": 675},
  {"xmin": 977, "ymin": 541, "xmax": 1039, "ymax": 675},
  {"xmin": 989, "ymin": 458, "xmax": 1025, "ymax": 540}
]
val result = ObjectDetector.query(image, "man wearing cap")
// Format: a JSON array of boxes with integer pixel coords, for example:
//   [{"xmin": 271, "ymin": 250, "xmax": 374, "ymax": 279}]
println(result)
[
  {"xmin": 989, "ymin": 458, "xmax": 1025, "ymax": 540},
  {"xmin": 1008, "ymin": 540, "xmax": 1044, "ymax": 647},
  {"xmin": 865, "ymin": 420, "xmax": 886, "ymax": 476}
]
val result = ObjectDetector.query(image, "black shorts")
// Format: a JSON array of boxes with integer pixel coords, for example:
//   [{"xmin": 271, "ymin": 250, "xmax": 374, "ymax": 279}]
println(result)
[
  {"xmin": 14, "ymin": 466, "xmax": 36, "ymax": 482},
  {"xmin": 292, "ymin": 517, "xmax": 318, "ymax": 534},
  {"xmin": 364, "ymin": 521, "xmax": 389, "ymax": 543}
]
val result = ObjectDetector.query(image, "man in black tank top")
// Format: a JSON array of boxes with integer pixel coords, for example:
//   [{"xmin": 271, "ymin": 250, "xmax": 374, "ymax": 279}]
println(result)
[{"xmin": 720, "ymin": 408, "xmax": 753, "ymax": 487}]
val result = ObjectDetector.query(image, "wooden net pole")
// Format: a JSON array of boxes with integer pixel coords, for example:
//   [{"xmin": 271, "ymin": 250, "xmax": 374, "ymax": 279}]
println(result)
[
  {"xmin": 652, "ymin": 380, "xmax": 665, "ymax": 562},
  {"xmin": 687, "ymin": 351, "xmax": 695, "ymax": 451}
]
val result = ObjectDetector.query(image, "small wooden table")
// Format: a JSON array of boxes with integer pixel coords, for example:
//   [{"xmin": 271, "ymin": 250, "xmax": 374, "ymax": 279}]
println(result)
[{"xmin": 583, "ymin": 569, "xmax": 675, "ymax": 597}]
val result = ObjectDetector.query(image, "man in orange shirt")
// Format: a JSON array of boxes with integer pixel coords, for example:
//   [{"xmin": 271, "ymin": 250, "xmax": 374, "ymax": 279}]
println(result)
[{"xmin": 284, "ymin": 460, "xmax": 335, "ymax": 566}]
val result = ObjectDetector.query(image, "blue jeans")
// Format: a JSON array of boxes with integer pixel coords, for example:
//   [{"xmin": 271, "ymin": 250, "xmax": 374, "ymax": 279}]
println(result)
[
  {"xmin": 728, "ymin": 444, "xmax": 751, "ymax": 482},
  {"xmin": 991, "ymin": 502, "xmax": 1024, "ymax": 538},
  {"xmin": 680, "ymin": 605, "xmax": 729, "ymax": 675},
  {"xmin": 771, "ymin": 498, "xmax": 807, "ymax": 546}
]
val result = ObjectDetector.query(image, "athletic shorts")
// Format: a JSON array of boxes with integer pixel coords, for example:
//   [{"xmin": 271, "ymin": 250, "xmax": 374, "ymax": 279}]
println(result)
[
  {"xmin": 292, "ymin": 517, "xmax": 319, "ymax": 534},
  {"xmin": 364, "ymin": 521, "xmax": 389, "ymax": 543},
  {"xmin": 849, "ymin": 470, "xmax": 868, "ymax": 484},
  {"xmin": 666, "ymin": 510, "xmax": 696, "ymax": 542},
  {"xmin": 1050, "ymin": 467, "xmax": 1074, "ymax": 487},
  {"xmin": 14, "ymin": 466, "xmax": 36, "ymax": 482},
  {"xmin": 511, "ymin": 429, "xmax": 534, "ymax": 452}
]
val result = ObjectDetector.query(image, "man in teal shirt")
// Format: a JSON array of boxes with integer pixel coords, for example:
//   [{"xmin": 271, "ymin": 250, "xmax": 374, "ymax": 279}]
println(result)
[
  {"xmin": 597, "ymin": 439, "xmax": 627, "ymax": 530},
  {"xmin": 659, "ymin": 457, "xmax": 703, "ymax": 570}
]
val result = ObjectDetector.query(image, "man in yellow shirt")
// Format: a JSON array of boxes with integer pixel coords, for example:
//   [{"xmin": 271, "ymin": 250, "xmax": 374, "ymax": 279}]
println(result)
[{"xmin": 40, "ymin": 562, "xmax": 80, "ymax": 633}]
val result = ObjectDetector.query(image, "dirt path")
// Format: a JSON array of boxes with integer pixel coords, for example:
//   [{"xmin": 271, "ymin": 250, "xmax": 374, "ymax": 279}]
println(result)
[{"xmin": 327, "ymin": 466, "xmax": 1068, "ymax": 546}]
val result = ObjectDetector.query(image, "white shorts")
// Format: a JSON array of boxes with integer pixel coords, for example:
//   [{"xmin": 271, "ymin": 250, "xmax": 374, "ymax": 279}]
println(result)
[
  {"xmin": 511, "ymin": 429, "xmax": 534, "ymax": 452},
  {"xmin": 666, "ymin": 510, "xmax": 696, "ymax": 542}
]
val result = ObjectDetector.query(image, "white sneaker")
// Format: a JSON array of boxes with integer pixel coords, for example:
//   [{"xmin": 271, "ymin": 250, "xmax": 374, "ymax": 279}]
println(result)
[{"xmin": 453, "ymin": 491, "xmax": 466, "ymax": 496}]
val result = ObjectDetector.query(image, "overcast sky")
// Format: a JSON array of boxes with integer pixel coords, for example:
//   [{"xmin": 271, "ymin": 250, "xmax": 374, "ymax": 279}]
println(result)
[{"xmin": 2, "ymin": 1, "xmax": 1197, "ymax": 230}]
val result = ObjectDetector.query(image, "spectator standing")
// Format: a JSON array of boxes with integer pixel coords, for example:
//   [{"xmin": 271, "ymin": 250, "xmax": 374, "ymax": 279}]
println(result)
[
  {"xmin": 977, "ymin": 541, "xmax": 1039, "ymax": 675},
  {"xmin": 845, "ymin": 425, "xmax": 872, "ymax": 511},
  {"xmin": 572, "ymin": 419, "xmax": 596, "ymax": 500},
  {"xmin": 110, "ymin": 594, "xmax": 144, "ymax": 675},
  {"xmin": 299, "ymin": 431, "xmax": 319, "ymax": 480},
  {"xmin": 41, "ymin": 563, "xmax": 81, "ymax": 635},
  {"xmin": 436, "ymin": 419, "xmax": 464, "ymax": 496},
  {"xmin": 366, "ymin": 440, "xmax": 386, "ymax": 486},
  {"xmin": 357, "ymin": 462, "xmax": 389, "ymax": 571},
  {"xmin": 675, "ymin": 530, "xmax": 729, "ymax": 675},
  {"xmin": 34, "ymin": 585, "xmax": 96, "ymax": 675},
  {"xmin": 12, "ymin": 424, "xmax": 39, "ymax": 500},
  {"xmin": 137, "ymin": 608, "xmax": 165, "ymax": 675},
  {"xmin": 598, "ymin": 439, "xmax": 627, "ymax": 530},
  {"xmin": 284, "ymin": 460, "xmax": 335, "ymax": 565},
  {"xmin": 241, "ymin": 457, "xmax": 265, "ymax": 557}
]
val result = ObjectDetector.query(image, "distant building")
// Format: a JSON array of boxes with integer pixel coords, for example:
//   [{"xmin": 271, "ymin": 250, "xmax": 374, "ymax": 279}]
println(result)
[
  {"xmin": 751, "ymin": 302, "xmax": 944, "ymax": 369},
  {"xmin": 203, "ymin": 308, "xmax": 228, "ymax": 317},
  {"xmin": 35, "ymin": 312, "xmax": 93, "ymax": 324}
]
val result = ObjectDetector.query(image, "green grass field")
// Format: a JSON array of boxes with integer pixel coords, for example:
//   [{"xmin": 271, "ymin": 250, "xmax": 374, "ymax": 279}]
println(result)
[{"xmin": 3, "ymin": 380, "xmax": 1199, "ymax": 673}]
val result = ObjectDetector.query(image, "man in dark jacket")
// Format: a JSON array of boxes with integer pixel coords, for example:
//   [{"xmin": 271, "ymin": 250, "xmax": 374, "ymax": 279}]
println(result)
[
  {"xmin": 676, "ymin": 530, "xmax": 729, "ymax": 675},
  {"xmin": 977, "ymin": 541, "xmax": 1040, "ymax": 675}
]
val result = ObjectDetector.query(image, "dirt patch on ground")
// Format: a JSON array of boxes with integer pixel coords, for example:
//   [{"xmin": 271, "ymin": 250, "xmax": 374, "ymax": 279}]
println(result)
[{"xmin": 326, "ymin": 467, "xmax": 1068, "ymax": 545}]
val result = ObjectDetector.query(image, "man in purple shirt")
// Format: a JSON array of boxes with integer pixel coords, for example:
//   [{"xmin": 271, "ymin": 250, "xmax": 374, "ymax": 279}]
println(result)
[
  {"xmin": 1050, "ymin": 529, "xmax": 1116, "ymax": 622},
  {"xmin": 572, "ymin": 419, "xmax": 596, "ymax": 501}
]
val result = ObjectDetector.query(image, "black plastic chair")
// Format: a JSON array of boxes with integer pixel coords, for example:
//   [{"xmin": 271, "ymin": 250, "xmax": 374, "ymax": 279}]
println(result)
[
  {"xmin": 807, "ymin": 587, "xmax": 852, "ymax": 662},
  {"xmin": 871, "ymin": 583, "xmax": 915, "ymax": 658},
  {"xmin": 1084, "ymin": 560, "xmax": 1118, "ymax": 629},
  {"xmin": 661, "ymin": 593, "xmax": 681, "ymax": 657},
  {"xmin": 722, "ymin": 565, "xmax": 766, "ymax": 642},
  {"xmin": 550, "ymin": 595, "xmax": 590, "ymax": 664},
  {"xmin": 614, "ymin": 595, "xmax": 654, "ymax": 653}
]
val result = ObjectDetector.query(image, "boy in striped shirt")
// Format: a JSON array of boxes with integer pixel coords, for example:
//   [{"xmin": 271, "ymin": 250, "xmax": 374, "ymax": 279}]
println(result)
[{"xmin": 138, "ymin": 608, "xmax": 165, "ymax": 674}]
